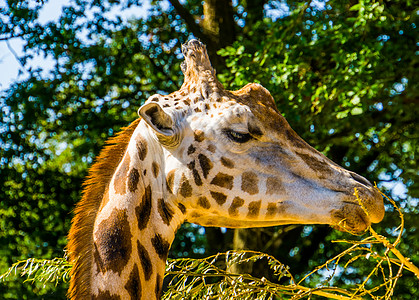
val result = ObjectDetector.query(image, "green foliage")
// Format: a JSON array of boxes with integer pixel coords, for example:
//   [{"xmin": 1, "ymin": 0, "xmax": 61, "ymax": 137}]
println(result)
[
  {"xmin": 2, "ymin": 193, "xmax": 417, "ymax": 299},
  {"xmin": 0, "ymin": 256, "xmax": 72, "ymax": 287},
  {"xmin": 217, "ymin": 2, "xmax": 418, "ymax": 295},
  {"xmin": 1, "ymin": 0, "xmax": 188, "ymax": 297},
  {"xmin": 218, "ymin": 1, "xmax": 418, "ymax": 198},
  {"xmin": 163, "ymin": 192, "xmax": 418, "ymax": 299},
  {"xmin": 218, "ymin": 1, "xmax": 418, "ymax": 297}
]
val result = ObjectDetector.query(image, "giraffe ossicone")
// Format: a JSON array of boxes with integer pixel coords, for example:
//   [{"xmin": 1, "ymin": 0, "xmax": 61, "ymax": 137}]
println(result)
[{"xmin": 67, "ymin": 39, "xmax": 385, "ymax": 299}]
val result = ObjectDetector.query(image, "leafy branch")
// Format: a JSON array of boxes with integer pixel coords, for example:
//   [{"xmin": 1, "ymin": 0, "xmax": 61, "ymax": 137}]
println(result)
[
  {"xmin": 162, "ymin": 189, "xmax": 418, "ymax": 299},
  {"xmin": 0, "ymin": 254, "xmax": 72, "ymax": 287},
  {"xmin": 1, "ymin": 189, "xmax": 417, "ymax": 299}
]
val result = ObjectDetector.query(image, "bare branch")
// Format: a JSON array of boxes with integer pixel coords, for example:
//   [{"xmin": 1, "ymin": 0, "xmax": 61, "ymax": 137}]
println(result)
[
  {"xmin": 5, "ymin": 40, "xmax": 29, "ymax": 74},
  {"xmin": 0, "ymin": 33, "xmax": 26, "ymax": 41}
]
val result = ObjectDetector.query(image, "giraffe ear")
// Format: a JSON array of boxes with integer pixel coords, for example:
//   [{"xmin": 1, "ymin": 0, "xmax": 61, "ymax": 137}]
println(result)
[{"xmin": 138, "ymin": 102, "xmax": 175, "ymax": 137}]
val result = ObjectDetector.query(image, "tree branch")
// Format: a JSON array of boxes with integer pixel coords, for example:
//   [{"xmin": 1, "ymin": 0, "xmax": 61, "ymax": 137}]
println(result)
[
  {"xmin": 0, "ymin": 33, "xmax": 26, "ymax": 41},
  {"xmin": 146, "ymin": 54, "xmax": 180, "ymax": 91},
  {"xmin": 168, "ymin": 0, "xmax": 208, "ymax": 43},
  {"xmin": 5, "ymin": 40, "xmax": 29, "ymax": 74}
]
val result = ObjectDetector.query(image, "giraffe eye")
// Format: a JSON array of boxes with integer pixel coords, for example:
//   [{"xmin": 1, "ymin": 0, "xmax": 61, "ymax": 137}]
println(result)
[{"xmin": 225, "ymin": 129, "xmax": 252, "ymax": 143}]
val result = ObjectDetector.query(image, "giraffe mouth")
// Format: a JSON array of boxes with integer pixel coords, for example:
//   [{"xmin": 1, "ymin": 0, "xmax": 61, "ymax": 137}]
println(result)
[
  {"xmin": 331, "ymin": 202, "xmax": 372, "ymax": 233},
  {"xmin": 329, "ymin": 181, "xmax": 384, "ymax": 233}
]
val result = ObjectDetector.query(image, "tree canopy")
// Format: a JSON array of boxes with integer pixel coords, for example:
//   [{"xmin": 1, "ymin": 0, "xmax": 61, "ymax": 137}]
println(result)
[{"xmin": 0, "ymin": 0, "xmax": 417, "ymax": 298}]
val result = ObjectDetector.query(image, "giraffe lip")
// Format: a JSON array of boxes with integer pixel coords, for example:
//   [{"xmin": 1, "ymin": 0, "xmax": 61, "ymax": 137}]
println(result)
[
  {"xmin": 334, "ymin": 184, "xmax": 384, "ymax": 224},
  {"xmin": 331, "ymin": 202, "xmax": 371, "ymax": 233},
  {"xmin": 350, "ymin": 187, "xmax": 385, "ymax": 223}
]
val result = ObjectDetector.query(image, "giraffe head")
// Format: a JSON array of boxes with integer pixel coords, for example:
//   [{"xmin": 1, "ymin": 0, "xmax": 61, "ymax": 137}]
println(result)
[{"xmin": 138, "ymin": 39, "xmax": 384, "ymax": 233}]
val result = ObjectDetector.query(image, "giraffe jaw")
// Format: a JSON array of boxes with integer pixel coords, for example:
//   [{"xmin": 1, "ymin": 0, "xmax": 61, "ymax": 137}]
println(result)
[
  {"xmin": 187, "ymin": 204, "xmax": 371, "ymax": 233},
  {"xmin": 184, "ymin": 183, "xmax": 383, "ymax": 234}
]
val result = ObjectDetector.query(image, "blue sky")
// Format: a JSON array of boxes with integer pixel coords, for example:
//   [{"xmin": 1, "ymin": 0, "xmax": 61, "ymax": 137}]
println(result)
[
  {"xmin": 0, "ymin": 0, "xmax": 68, "ymax": 89},
  {"xmin": 0, "ymin": 0, "xmax": 327, "ymax": 90},
  {"xmin": 0, "ymin": 0, "xmax": 149, "ymax": 90},
  {"xmin": 0, "ymin": 0, "xmax": 412, "ymax": 200}
]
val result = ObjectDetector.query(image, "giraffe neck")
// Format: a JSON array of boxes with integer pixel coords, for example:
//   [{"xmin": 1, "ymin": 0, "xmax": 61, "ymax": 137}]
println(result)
[{"xmin": 70, "ymin": 119, "xmax": 184, "ymax": 299}]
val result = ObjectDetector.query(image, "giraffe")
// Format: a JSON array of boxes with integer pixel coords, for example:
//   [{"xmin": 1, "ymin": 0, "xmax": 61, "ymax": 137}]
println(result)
[{"xmin": 67, "ymin": 39, "xmax": 385, "ymax": 299}]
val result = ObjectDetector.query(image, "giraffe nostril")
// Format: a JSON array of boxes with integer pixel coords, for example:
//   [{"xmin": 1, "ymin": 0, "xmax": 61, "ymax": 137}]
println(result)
[{"xmin": 350, "ymin": 172, "xmax": 372, "ymax": 187}]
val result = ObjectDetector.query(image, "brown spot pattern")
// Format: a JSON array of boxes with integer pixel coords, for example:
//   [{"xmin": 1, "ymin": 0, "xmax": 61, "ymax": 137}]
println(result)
[
  {"xmin": 155, "ymin": 274, "xmax": 162, "ymax": 299},
  {"xmin": 194, "ymin": 130, "xmax": 205, "ymax": 142},
  {"xmin": 179, "ymin": 174, "xmax": 192, "ymax": 198},
  {"xmin": 286, "ymin": 129, "xmax": 308, "ymax": 148},
  {"xmin": 266, "ymin": 177, "xmax": 285, "ymax": 195},
  {"xmin": 94, "ymin": 209, "xmax": 132, "ymax": 276},
  {"xmin": 136, "ymin": 185, "xmax": 152, "ymax": 230},
  {"xmin": 166, "ymin": 170, "xmax": 176, "ymax": 194},
  {"xmin": 266, "ymin": 202, "xmax": 277, "ymax": 218},
  {"xmin": 114, "ymin": 152, "xmax": 130, "ymax": 195},
  {"xmin": 137, "ymin": 240, "xmax": 152, "ymax": 281},
  {"xmin": 220, "ymin": 157, "xmax": 234, "ymax": 169},
  {"xmin": 191, "ymin": 212, "xmax": 202, "ymax": 218},
  {"xmin": 178, "ymin": 203, "xmax": 187, "ymax": 214},
  {"xmin": 228, "ymin": 197, "xmax": 244, "ymax": 216},
  {"xmin": 158, "ymin": 198, "xmax": 174, "ymax": 225},
  {"xmin": 210, "ymin": 191, "xmax": 227, "ymax": 205},
  {"xmin": 210, "ymin": 172, "xmax": 234, "ymax": 190},
  {"xmin": 136, "ymin": 135, "xmax": 148, "ymax": 161},
  {"xmin": 242, "ymin": 172, "xmax": 259, "ymax": 195},
  {"xmin": 93, "ymin": 243, "xmax": 105, "ymax": 274},
  {"xmin": 198, "ymin": 154, "xmax": 213, "ymax": 179},
  {"xmin": 125, "ymin": 264, "xmax": 141, "ymax": 300},
  {"xmin": 207, "ymin": 144, "xmax": 216, "ymax": 153},
  {"xmin": 151, "ymin": 234, "xmax": 170, "ymax": 260},
  {"xmin": 152, "ymin": 162, "xmax": 160, "ymax": 178},
  {"xmin": 128, "ymin": 168, "xmax": 140, "ymax": 193},
  {"xmin": 198, "ymin": 196, "xmax": 211, "ymax": 209},
  {"xmin": 248, "ymin": 123, "xmax": 263, "ymax": 137},
  {"xmin": 187, "ymin": 144, "xmax": 196, "ymax": 155},
  {"xmin": 247, "ymin": 200, "xmax": 262, "ymax": 218},
  {"xmin": 187, "ymin": 161, "xmax": 203, "ymax": 186},
  {"xmin": 297, "ymin": 152, "xmax": 333, "ymax": 177},
  {"xmin": 93, "ymin": 290, "xmax": 121, "ymax": 300},
  {"xmin": 67, "ymin": 118, "xmax": 141, "ymax": 300},
  {"xmin": 276, "ymin": 202, "xmax": 288, "ymax": 215}
]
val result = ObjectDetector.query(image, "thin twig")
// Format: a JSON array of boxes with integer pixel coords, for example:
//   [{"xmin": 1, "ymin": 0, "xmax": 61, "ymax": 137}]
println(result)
[{"xmin": 5, "ymin": 40, "xmax": 29, "ymax": 74}]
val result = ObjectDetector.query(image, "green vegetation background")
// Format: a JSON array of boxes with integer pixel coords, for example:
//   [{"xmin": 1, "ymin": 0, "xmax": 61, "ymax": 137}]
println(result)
[{"xmin": 0, "ymin": 0, "xmax": 417, "ymax": 298}]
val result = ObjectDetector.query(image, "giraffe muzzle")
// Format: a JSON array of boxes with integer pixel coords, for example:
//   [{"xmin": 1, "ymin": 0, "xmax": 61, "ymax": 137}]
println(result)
[{"xmin": 332, "ymin": 183, "xmax": 384, "ymax": 232}]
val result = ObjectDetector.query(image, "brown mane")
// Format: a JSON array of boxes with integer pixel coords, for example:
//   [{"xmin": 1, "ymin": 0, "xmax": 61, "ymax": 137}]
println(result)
[{"xmin": 67, "ymin": 118, "xmax": 141, "ymax": 299}]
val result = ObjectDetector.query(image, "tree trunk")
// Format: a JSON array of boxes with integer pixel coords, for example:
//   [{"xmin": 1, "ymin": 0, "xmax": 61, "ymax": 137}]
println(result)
[
  {"xmin": 200, "ymin": 0, "xmax": 236, "ymax": 71},
  {"xmin": 171, "ymin": 0, "xmax": 278, "ymax": 278}
]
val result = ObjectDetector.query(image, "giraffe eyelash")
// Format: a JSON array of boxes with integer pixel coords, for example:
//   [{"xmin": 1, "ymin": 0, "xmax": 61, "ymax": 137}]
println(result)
[{"xmin": 224, "ymin": 129, "xmax": 253, "ymax": 143}]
